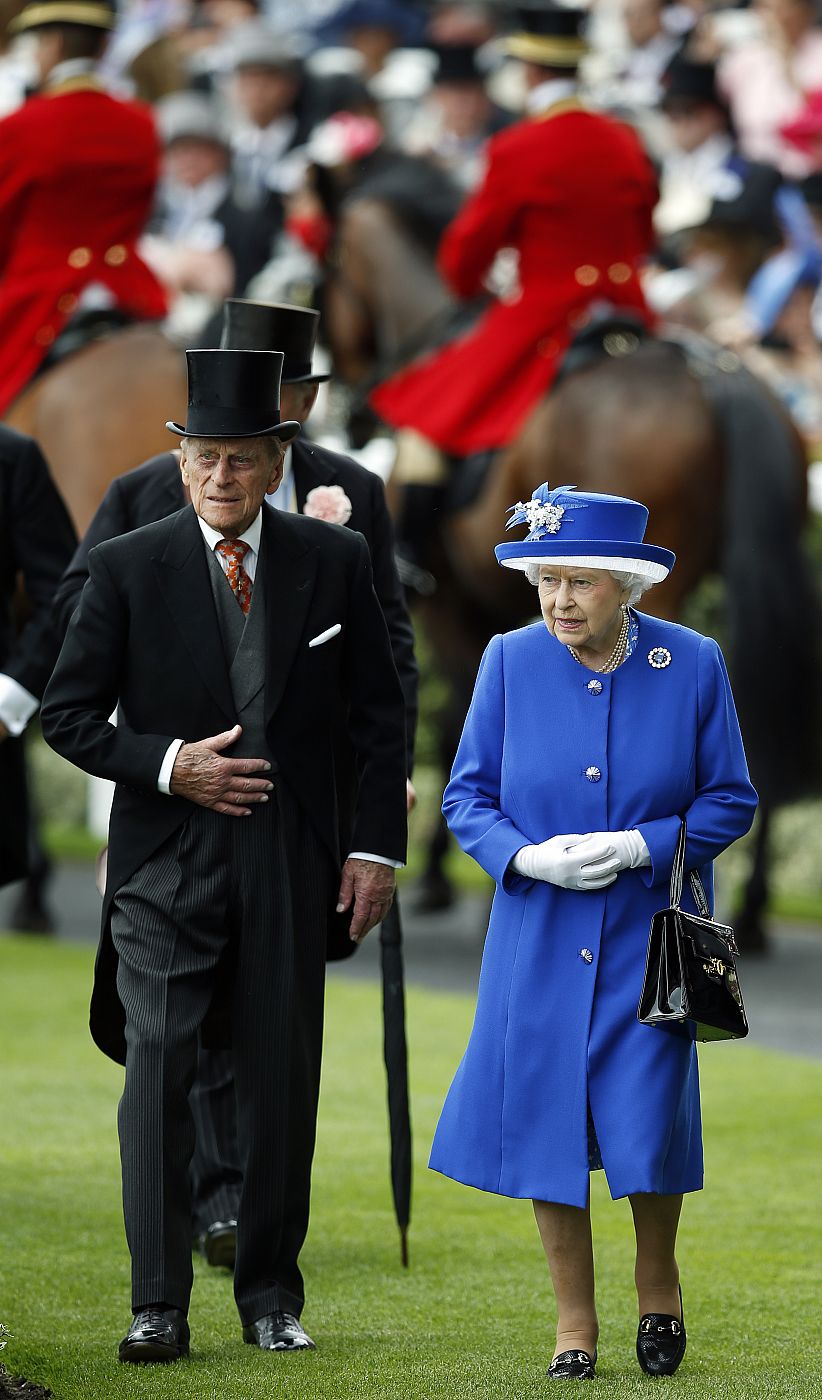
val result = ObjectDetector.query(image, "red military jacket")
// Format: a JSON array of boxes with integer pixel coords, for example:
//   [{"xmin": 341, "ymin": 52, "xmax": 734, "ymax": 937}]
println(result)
[
  {"xmin": 0, "ymin": 76, "xmax": 168, "ymax": 414},
  {"xmin": 371, "ymin": 99, "xmax": 658, "ymax": 456}
]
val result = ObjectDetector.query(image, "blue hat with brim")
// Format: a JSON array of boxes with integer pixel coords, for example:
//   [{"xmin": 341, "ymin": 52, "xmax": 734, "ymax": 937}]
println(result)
[{"xmin": 495, "ymin": 483, "xmax": 675, "ymax": 583}]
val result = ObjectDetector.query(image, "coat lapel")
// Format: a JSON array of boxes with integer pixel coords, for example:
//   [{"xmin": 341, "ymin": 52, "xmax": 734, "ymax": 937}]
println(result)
[
  {"xmin": 152, "ymin": 507, "xmax": 236, "ymax": 721},
  {"xmin": 291, "ymin": 437, "xmax": 336, "ymax": 513},
  {"xmin": 259, "ymin": 505, "xmax": 319, "ymax": 720}
]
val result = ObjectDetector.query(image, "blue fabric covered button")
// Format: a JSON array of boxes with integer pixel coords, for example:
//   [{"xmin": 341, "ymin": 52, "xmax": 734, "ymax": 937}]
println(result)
[
  {"xmin": 587, "ymin": 679, "xmax": 603, "ymax": 695},
  {"xmin": 585, "ymin": 766, "xmax": 601, "ymax": 782}
]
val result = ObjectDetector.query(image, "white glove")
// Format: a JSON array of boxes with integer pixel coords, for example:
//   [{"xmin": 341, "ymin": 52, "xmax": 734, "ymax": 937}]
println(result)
[
  {"xmin": 585, "ymin": 829, "xmax": 651, "ymax": 871},
  {"xmin": 512, "ymin": 833, "xmax": 621, "ymax": 890}
]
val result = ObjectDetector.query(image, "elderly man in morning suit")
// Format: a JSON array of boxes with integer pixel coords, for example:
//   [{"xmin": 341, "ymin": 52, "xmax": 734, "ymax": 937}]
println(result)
[
  {"xmin": 53, "ymin": 300, "xmax": 417, "ymax": 1269},
  {"xmin": 41, "ymin": 348, "xmax": 407, "ymax": 1362}
]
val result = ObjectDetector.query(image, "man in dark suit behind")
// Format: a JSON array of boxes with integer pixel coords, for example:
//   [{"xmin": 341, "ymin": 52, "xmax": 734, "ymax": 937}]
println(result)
[
  {"xmin": 0, "ymin": 426, "xmax": 76, "ymax": 887},
  {"xmin": 41, "ymin": 348, "xmax": 407, "ymax": 1362},
  {"xmin": 53, "ymin": 300, "xmax": 417, "ymax": 1265}
]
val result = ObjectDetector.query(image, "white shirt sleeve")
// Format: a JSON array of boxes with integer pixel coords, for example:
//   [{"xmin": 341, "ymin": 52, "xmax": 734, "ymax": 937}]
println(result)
[
  {"xmin": 347, "ymin": 851, "xmax": 404, "ymax": 869},
  {"xmin": 158, "ymin": 739, "xmax": 185, "ymax": 795},
  {"xmin": 0, "ymin": 673, "xmax": 40, "ymax": 736}
]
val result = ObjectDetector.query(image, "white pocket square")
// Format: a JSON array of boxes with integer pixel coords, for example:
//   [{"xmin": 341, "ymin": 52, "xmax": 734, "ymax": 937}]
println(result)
[{"xmin": 308, "ymin": 623, "xmax": 342, "ymax": 648}]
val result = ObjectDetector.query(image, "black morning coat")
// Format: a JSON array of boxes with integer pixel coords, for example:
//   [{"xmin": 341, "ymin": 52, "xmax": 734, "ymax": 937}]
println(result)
[
  {"xmin": 54, "ymin": 438, "xmax": 418, "ymax": 766},
  {"xmin": 41, "ymin": 503, "xmax": 408, "ymax": 1063},
  {"xmin": 0, "ymin": 426, "xmax": 77, "ymax": 886}
]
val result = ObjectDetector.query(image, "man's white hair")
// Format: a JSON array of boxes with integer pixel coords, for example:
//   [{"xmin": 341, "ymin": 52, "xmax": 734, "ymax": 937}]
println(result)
[
  {"xmin": 180, "ymin": 435, "xmax": 283, "ymax": 462},
  {"xmin": 524, "ymin": 562, "xmax": 653, "ymax": 606}
]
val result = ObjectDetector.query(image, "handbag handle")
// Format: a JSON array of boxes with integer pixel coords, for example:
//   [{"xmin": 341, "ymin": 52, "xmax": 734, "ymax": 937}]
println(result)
[{"xmin": 670, "ymin": 820, "xmax": 711, "ymax": 918}]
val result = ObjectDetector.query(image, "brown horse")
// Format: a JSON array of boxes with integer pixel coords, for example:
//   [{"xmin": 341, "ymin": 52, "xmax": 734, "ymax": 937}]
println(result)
[{"xmin": 5, "ymin": 323, "xmax": 187, "ymax": 532}]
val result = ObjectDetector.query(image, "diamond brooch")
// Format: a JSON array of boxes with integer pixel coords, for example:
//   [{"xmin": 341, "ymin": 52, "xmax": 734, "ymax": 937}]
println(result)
[{"xmin": 647, "ymin": 646, "xmax": 672, "ymax": 670}]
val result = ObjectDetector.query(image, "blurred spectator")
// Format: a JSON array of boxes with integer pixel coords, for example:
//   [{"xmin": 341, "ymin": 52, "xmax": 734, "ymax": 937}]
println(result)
[
  {"xmin": 652, "ymin": 162, "xmax": 784, "ymax": 333},
  {"xmin": 615, "ymin": 0, "xmax": 683, "ymax": 108},
  {"xmin": 655, "ymin": 55, "xmax": 738, "ymax": 237},
  {"xmin": 401, "ymin": 42, "xmax": 510, "ymax": 189},
  {"xmin": 142, "ymin": 90, "xmax": 283, "ymax": 339},
  {"xmin": 227, "ymin": 24, "xmax": 311, "ymax": 198},
  {"xmin": 225, "ymin": 20, "xmax": 372, "ymax": 201},
  {"xmin": 718, "ymin": 0, "xmax": 822, "ymax": 178},
  {"xmin": 314, "ymin": 0, "xmax": 434, "ymax": 144}
]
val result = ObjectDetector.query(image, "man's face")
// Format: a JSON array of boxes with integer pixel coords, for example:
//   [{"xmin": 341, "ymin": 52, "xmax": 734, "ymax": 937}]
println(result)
[
  {"xmin": 231, "ymin": 66, "xmax": 300, "ymax": 128},
  {"xmin": 164, "ymin": 137, "xmax": 228, "ymax": 189},
  {"xmin": 664, "ymin": 99, "xmax": 727, "ymax": 153},
  {"xmin": 181, "ymin": 436, "xmax": 284, "ymax": 535}
]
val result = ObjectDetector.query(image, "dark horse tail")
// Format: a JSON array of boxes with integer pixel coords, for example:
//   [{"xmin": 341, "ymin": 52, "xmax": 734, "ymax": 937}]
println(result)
[{"xmin": 698, "ymin": 347, "xmax": 822, "ymax": 805}]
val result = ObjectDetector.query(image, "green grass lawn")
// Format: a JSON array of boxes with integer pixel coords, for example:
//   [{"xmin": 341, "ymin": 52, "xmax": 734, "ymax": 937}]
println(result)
[{"xmin": 1, "ymin": 936, "xmax": 821, "ymax": 1400}]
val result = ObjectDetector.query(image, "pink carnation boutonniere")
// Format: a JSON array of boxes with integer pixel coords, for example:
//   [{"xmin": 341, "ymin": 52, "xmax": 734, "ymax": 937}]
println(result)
[{"xmin": 303, "ymin": 484, "xmax": 353, "ymax": 526}]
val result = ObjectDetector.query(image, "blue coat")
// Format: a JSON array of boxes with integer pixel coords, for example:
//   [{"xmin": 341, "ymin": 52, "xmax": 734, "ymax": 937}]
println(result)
[{"xmin": 429, "ymin": 614, "xmax": 757, "ymax": 1208}]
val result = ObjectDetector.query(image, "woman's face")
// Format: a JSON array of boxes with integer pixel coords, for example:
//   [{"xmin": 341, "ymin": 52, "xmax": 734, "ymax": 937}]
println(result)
[{"xmin": 538, "ymin": 565, "xmax": 628, "ymax": 651}]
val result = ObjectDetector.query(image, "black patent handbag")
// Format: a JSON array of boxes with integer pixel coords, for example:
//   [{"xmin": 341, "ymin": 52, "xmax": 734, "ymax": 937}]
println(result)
[{"xmin": 637, "ymin": 821, "xmax": 748, "ymax": 1042}]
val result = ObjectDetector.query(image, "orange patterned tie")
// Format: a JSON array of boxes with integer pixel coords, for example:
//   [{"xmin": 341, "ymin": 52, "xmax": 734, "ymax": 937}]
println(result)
[{"xmin": 215, "ymin": 538, "xmax": 253, "ymax": 616}]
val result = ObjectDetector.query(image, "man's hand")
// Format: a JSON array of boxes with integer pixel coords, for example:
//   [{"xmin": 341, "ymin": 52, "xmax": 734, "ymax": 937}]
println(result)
[
  {"xmin": 406, "ymin": 778, "xmax": 417, "ymax": 813},
  {"xmin": 170, "ymin": 724, "xmax": 273, "ymax": 816},
  {"xmin": 336, "ymin": 857, "xmax": 396, "ymax": 943},
  {"xmin": 0, "ymin": 719, "xmax": 8, "ymax": 743}
]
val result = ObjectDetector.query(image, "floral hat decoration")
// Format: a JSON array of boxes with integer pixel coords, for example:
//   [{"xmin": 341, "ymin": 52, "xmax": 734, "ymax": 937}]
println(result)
[{"xmin": 494, "ymin": 482, "xmax": 675, "ymax": 582}]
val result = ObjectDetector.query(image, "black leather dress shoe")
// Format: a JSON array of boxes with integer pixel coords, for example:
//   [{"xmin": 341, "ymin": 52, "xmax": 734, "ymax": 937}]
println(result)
[
  {"xmin": 547, "ymin": 1349, "xmax": 597, "ymax": 1380},
  {"xmin": 242, "ymin": 1312, "xmax": 316, "ymax": 1351},
  {"xmin": 636, "ymin": 1288, "xmax": 686, "ymax": 1376},
  {"xmin": 118, "ymin": 1307, "xmax": 190, "ymax": 1364},
  {"xmin": 195, "ymin": 1219, "xmax": 237, "ymax": 1270}
]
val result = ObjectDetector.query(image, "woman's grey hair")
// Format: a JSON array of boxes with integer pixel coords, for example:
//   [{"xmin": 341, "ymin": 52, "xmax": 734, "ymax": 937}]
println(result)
[{"xmin": 524, "ymin": 563, "xmax": 653, "ymax": 606}]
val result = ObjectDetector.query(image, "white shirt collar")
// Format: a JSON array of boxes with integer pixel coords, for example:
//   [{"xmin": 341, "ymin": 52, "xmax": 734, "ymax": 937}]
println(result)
[
  {"xmin": 45, "ymin": 58, "xmax": 99, "ymax": 88},
  {"xmin": 197, "ymin": 508, "xmax": 263, "ymax": 557},
  {"xmin": 527, "ymin": 78, "xmax": 578, "ymax": 115}
]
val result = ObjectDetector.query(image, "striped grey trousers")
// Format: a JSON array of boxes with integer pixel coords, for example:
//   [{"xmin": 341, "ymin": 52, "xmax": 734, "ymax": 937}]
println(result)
[{"xmin": 110, "ymin": 788, "xmax": 330, "ymax": 1325}]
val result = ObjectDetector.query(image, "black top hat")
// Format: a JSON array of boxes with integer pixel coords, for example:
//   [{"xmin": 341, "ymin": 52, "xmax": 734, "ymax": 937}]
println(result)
[
  {"xmin": 500, "ymin": 3, "xmax": 588, "ymax": 67},
  {"xmin": 432, "ymin": 43, "xmax": 485, "ymax": 85},
  {"xmin": 701, "ymin": 162, "xmax": 782, "ymax": 242},
  {"xmin": 661, "ymin": 55, "xmax": 725, "ymax": 111},
  {"xmin": 220, "ymin": 301, "xmax": 330, "ymax": 384},
  {"xmin": 166, "ymin": 350, "xmax": 301, "ymax": 440},
  {"xmin": 9, "ymin": 0, "xmax": 116, "ymax": 33}
]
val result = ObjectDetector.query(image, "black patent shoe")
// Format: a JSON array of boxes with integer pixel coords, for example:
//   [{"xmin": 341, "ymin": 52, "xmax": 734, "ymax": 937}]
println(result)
[
  {"xmin": 195, "ymin": 1219, "xmax": 237, "ymax": 1270},
  {"xmin": 119, "ymin": 1307, "xmax": 190, "ymax": 1364},
  {"xmin": 548, "ymin": 1349, "xmax": 597, "ymax": 1380},
  {"xmin": 242, "ymin": 1311, "xmax": 316, "ymax": 1352},
  {"xmin": 636, "ymin": 1287, "xmax": 686, "ymax": 1376}
]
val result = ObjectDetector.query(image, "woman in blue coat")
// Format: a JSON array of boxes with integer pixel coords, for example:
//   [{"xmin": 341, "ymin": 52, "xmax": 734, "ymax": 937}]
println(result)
[{"xmin": 431, "ymin": 483, "xmax": 757, "ymax": 1381}]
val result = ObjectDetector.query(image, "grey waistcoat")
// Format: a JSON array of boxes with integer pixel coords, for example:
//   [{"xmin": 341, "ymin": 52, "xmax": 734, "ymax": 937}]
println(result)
[{"xmin": 206, "ymin": 541, "xmax": 274, "ymax": 763}]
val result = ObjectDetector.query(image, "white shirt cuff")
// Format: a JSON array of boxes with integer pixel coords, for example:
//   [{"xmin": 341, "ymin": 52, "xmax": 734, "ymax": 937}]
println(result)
[
  {"xmin": 347, "ymin": 851, "xmax": 404, "ymax": 869},
  {"xmin": 0, "ymin": 673, "xmax": 39, "ymax": 736},
  {"xmin": 158, "ymin": 739, "xmax": 185, "ymax": 794}
]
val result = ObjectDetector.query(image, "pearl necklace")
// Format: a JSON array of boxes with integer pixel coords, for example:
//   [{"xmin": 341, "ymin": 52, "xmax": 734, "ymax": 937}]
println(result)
[{"xmin": 567, "ymin": 605, "xmax": 630, "ymax": 675}]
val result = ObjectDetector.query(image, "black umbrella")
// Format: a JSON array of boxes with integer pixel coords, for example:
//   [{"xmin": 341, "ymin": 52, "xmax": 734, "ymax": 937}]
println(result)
[{"xmin": 379, "ymin": 894, "xmax": 412, "ymax": 1266}]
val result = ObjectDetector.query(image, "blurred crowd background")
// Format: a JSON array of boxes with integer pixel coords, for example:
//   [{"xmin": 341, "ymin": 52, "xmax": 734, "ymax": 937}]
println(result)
[{"xmin": 2, "ymin": 0, "xmax": 822, "ymax": 459}]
